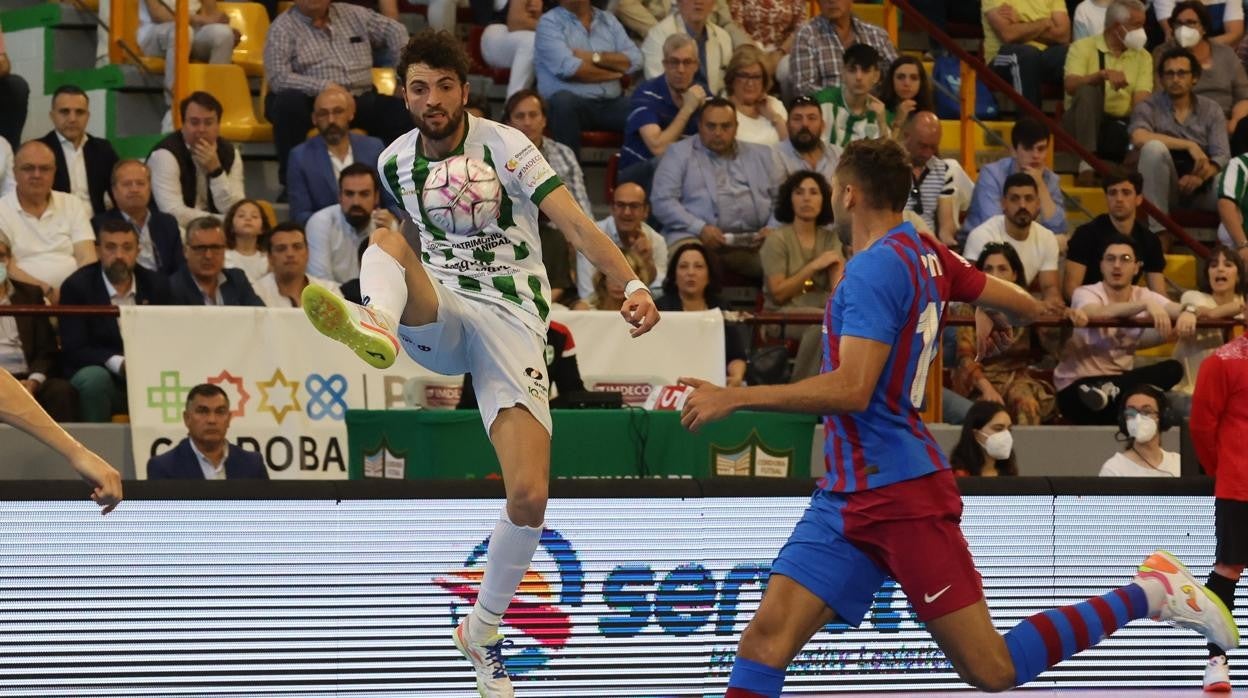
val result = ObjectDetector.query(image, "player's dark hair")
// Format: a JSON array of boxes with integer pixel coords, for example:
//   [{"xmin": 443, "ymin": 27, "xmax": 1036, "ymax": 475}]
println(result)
[
  {"xmin": 774, "ymin": 170, "xmax": 833, "ymax": 225},
  {"xmin": 1101, "ymin": 232, "xmax": 1140, "ymax": 260},
  {"xmin": 95, "ymin": 217, "xmax": 140, "ymax": 243},
  {"xmin": 1010, "ymin": 118, "xmax": 1049, "ymax": 149},
  {"xmin": 1001, "ymin": 172, "xmax": 1038, "ymax": 197},
  {"xmin": 1170, "ymin": 1, "xmax": 1212, "ymax": 35},
  {"xmin": 662, "ymin": 243, "xmax": 723, "ymax": 307},
  {"xmin": 502, "ymin": 89, "xmax": 546, "ymax": 123},
  {"xmin": 700, "ymin": 96, "xmax": 737, "ymax": 118},
  {"xmin": 52, "ymin": 84, "xmax": 88, "ymax": 104},
  {"xmin": 975, "ymin": 242, "xmax": 1026, "ymax": 287},
  {"xmin": 1198, "ymin": 244, "xmax": 1248, "ymax": 296},
  {"xmin": 1101, "ymin": 168, "xmax": 1143, "ymax": 195},
  {"xmin": 880, "ymin": 55, "xmax": 934, "ymax": 113},
  {"xmin": 1158, "ymin": 46, "xmax": 1202, "ymax": 78},
  {"xmin": 948, "ymin": 401, "xmax": 1019, "ymax": 476},
  {"xmin": 843, "ymin": 43, "xmax": 881, "ymax": 72},
  {"xmin": 179, "ymin": 91, "xmax": 223, "ymax": 120},
  {"xmin": 339, "ymin": 162, "xmax": 381, "ymax": 192},
  {"xmin": 223, "ymin": 199, "xmax": 272, "ymax": 251},
  {"xmin": 185, "ymin": 383, "xmax": 229, "ymax": 410},
  {"xmin": 834, "ymin": 138, "xmax": 912, "ymax": 213},
  {"xmin": 270, "ymin": 221, "xmax": 308, "ymax": 244},
  {"xmin": 398, "ymin": 29, "xmax": 470, "ymax": 86}
]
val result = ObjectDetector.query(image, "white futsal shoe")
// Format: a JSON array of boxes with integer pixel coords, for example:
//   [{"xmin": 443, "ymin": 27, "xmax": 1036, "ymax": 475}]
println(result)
[
  {"xmin": 452, "ymin": 616, "xmax": 515, "ymax": 698},
  {"xmin": 301, "ymin": 285, "xmax": 399, "ymax": 370},
  {"xmin": 1135, "ymin": 550, "xmax": 1240, "ymax": 653},
  {"xmin": 1205, "ymin": 655, "xmax": 1232, "ymax": 692}
]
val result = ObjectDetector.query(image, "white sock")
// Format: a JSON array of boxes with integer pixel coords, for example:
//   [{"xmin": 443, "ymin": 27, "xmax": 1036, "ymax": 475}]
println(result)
[
  {"xmin": 358, "ymin": 245, "xmax": 407, "ymax": 324},
  {"xmin": 468, "ymin": 511, "xmax": 542, "ymax": 644},
  {"xmin": 1136, "ymin": 576, "xmax": 1167, "ymax": 615}
]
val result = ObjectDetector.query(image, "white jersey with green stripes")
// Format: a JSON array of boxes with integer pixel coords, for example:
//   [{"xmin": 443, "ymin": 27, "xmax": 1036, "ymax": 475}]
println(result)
[{"xmin": 378, "ymin": 114, "xmax": 563, "ymax": 338}]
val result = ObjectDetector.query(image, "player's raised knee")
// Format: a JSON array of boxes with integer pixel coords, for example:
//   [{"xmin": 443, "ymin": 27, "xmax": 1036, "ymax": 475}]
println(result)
[{"xmin": 506, "ymin": 480, "xmax": 548, "ymax": 527}]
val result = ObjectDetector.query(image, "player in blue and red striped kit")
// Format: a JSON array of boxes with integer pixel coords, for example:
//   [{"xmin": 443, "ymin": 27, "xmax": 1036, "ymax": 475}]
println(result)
[{"xmin": 680, "ymin": 138, "xmax": 1239, "ymax": 696}]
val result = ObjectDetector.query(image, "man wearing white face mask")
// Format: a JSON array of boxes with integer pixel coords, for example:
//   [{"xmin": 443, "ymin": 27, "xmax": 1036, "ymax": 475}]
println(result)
[
  {"xmin": 1098, "ymin": 385, "xmax": 1181, "ymax": 476},
  {"xmin": 1061, "ymin": 0, "xmax": 1152, "ymax": 186}
]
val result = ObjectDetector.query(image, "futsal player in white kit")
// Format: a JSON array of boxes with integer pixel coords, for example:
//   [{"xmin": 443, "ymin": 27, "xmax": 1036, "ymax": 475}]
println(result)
[{"xmin": 300, "ymin": 30, "xmax": 660, "ymax": 697}]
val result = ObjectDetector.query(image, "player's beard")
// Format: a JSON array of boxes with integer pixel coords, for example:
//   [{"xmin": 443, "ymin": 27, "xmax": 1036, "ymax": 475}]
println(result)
[{"xmin": 414, "ymin": 106, "xmax": 465, "ymax": 141}]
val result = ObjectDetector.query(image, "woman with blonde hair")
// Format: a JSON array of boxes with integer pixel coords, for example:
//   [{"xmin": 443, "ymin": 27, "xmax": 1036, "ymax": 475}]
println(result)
[
  {"xmin": 724, "ymin": 45, "xmax": 787, "ymax": 145},
  {"xmin": 585, "ymin": 250, "xmax": 654, "ymax": 311}
]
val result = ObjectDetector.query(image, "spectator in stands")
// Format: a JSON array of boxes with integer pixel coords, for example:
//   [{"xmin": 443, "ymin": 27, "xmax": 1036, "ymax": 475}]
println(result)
[
  {"xmin": 902, "ymin": 111, "xmax": 958, "ymax": 246},
  {"xmin": 1098, "ymin": 384, "xmax": 1181, "ymax": 476},
  {"xmin": 59, "ymin": 218, "xmax": 172, "ymax": 422},
  {"xmin": 881, "ymin": 56, "xmax": 935, "ymax": 140},
  {"xmin": 584, "ymin": 250, "xmax": 654, "ymax": 309},
  {"xmin": 726, "ymin": 0, "xmax": 806, "ymax": 87},
  {"xmin": 287, "ymin": 86, "xmax": 388, "ymax": 228},
  {"xmin": 170, "ymin": 216, "xmax": 264, "ymax": 306},
  {"xmin": 657, "ymin": 242, "xmax": 749, "ymax": 386},
  {"xmin": 0, "ymin": 138, "xmax": 13, "ymax": 197},
  {"xmin": 252, "ymin": 223, "xmax": 342, "ymax": 308},
  {"xmin": 1054, "ymin": 235, "xmax": 1188, "ymax": 424},
  {"xmin": 476, "ymin": 0, "xmax": 542, "ymax": 98},
  {"xmin": 651, "ymin": 97, "xmax": 780, "ymax": 280},
  {"xmin": 149, "ymin": 92, "xmax": 246, "ymax": 228},
  {"xmin": 534, "ymin": 0, "xmax": 643, "ymax": 156},
  {"xmin": 1063, "ymin": 0, "xmax": 1151, "ymax": 185},
  {"xmin": 619, "ymin": 35, "xmax": 707, "ymax": 187},
  {"xmin": 642, "ymin": 0, "xmax": 734, "ymax": 95},
  {"xmin": 1217, "ymin": 148, "xmax": 1248, "ymax": 259},
  {"xmin": 577, "ymin": 182, "xmax": 667, "ymax": 300},
  {"xmin": 984, "ymin": 0, "xmax": 1071, "ymax": 108},
  {"xmin": 503, "ymin": 90, "xmax": 593, "ymax": 213},
  {"xmin": 464, "ymin": 93, "xmax": 491, "ymax": 119},
  {"xmin": 138, "ymin": 0, "xmax": 238, "ymax": 96},
  {"xmin": 790, "ymin": 0, "xmax": 897, "ymax": 98},
  {"xmin": 223, "ymin": 199, "xmax": 272, "ymax": 284},
  {"xmin": 1154, "ymin": 0, "xmax": 1243, "ymax": 45},
  {"xmin": 0, "ymin": 141, "xmax": 97, "ymax": 301},
  {"xmin": 963, "ymin": 173, "xmax": 1064, "ymax": 304},
  {"xmin": 0, "ymin": 231, "xmax": 76, "ymax": 422},
  {"xmin": 1064, "ymin": 170, "xmax": 1167, "ymax": 299},
  {"xmin": 37, "ymin": 86, "xmax": 118, "ymax": 217},
  {"xmin": 761, "ymin": 170, "xmax": 842, "ymax": 381},
  {"xmin": 0, "ymin": 19, "xmax": 28, "ymax": 152},
  {"xmin": 1153, "ymin": 3, "xmax": 1248, "ymax": 155},
  {"xmin": 615, "ymin": 0, "xmax": 749, "ymax": 46},
  {"xmin": 1173, "ymin": 244, "xmax": 1246, "ymax": 394},
  {"xmin": 93, "ymin": 160, "xmax": 185, "ymax": 277},
  {"xmin": 1072, "ymin": 0, "xmax": 1112, "ymax": 40},
  {"xmin": 811, "ymin": 44, "xmax": 889, "ymax": 148},
  {"xmin": 148, "ymin": 383, "xmax": 269, "ymax": 480},
  {"xmin": 724, "ymin": 46, "xmax": 788, "ymax": 146},
  {"xmin": 965, "ymin": 118, "xmax": 1067, "ymax": 239},
  {"xmin": 772, "ymin": 96, "xmax": 841, "ymax": 184},
  {"xmin": 307, "ymin": 164, "xmax": 396, "ymax": 284},
  {"xmin": 947, "ymin": 400, "xmax": 1019, "ymax": 476},
  {"xmin": 263, "ymin": 0, "xmax": 409, "ymax": 189},
  {"xmin": 1131, "ymin": 48, "xmax": 1229, "ymax": 240}
]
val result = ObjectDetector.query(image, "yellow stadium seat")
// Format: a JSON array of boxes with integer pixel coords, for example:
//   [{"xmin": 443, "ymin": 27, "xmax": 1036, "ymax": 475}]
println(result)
[
  {"xmin": 1164, "ymin": 253, "xmax": 1198, "ymax": 291},
  {"xmin": 373, "ymin": 67, "xmax": 397, "ymax": 96},
  {"xmin": 1064, "ymin": 186, "xmax": 1108, "ymax": 218},
  {"xmin": 110, "ymin": 0, "xmax": 164, "ymax": 73},
  {"xmin": 278, "ymin": 1, "xmax": 293, "ymax": 13},
  {"xmin": 220, "ymin": 2, "xmax": 269, "ymax": 77},
  {"xmin": 853, "ymin": 3, "xmax": 891, "ymax": 32},
  {"xmin": 187, "ymin": 64, "xmax": 273, "ymax": 142},
  {"xmin": 256, "ymin": 199, "xmax": 278, "ymax": 228}
]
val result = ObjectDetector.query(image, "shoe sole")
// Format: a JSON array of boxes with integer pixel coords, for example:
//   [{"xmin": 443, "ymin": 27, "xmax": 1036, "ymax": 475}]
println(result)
[
  {"xmin": 1204, "ymin": 680, "xmax": 1231, "ymax": 693},
  {"xmin": 302, "ymin": 286, "xmax": 397, "ymax": 370},
  {"xmin": 1142, "ymin": 550, "xmax": 1241, "ymax": 651}
]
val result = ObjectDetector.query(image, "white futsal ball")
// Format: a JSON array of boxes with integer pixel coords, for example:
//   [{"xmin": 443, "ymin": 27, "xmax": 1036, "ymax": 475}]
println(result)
[{"xmin": 422, "ymin": 155, "xmax": 502, "ymax": 236}]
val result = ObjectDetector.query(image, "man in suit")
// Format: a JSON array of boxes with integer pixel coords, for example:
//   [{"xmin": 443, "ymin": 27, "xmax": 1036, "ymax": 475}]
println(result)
[
  {"xmin": 288, "ymin": 86, "xmax": 389, "ymax": 227},
  {"xmin": 0, "ymin": 230, "xmax": 77, "ymax": 421},
  {"xmin": 38, "ymin": 85, "xmax": 119, "ymax": 217},
  {"xmin": 169, "ymin": 216, "xmax": 264, "ymax": 306},
  {"xmin": 147, "ymin": 383, "xmax": 268, "ymax": 480},
  {"xmin": 59, "ymin": 218, "xmax": 173, "ymax": 422},
  {"xmin": 93, "ymin": 159, "xmax": 185, "ymax": 276}
]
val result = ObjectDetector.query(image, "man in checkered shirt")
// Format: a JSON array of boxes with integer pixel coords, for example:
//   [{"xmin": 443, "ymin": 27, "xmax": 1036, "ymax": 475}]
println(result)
[{"xmin": 789, "ymin": 0, "xmax": 897, "ymax": 99}]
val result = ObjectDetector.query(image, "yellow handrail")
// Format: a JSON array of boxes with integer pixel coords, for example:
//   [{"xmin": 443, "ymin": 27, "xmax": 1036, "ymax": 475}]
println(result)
[{"xmin": 173, "ymin": 0, "xmax": 190, "ymax": 129}]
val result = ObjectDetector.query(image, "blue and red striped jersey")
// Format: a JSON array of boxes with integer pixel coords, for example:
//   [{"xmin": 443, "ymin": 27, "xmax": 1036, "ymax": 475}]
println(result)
[{"xmin": 819, "ymin": 222, "xmax": 987, "ymax": 493}]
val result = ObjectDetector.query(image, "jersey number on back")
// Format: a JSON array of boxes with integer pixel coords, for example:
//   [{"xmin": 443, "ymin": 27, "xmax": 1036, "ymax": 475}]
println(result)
[{"xmin": 909, "ymin": 301, "xmax": 943, "ymax": 408}]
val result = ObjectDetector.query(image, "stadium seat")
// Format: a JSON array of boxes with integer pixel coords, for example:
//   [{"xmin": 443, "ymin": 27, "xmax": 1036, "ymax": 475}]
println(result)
[
  {"xmin": 372, "ymin": 67, "xmax": 397, "ymax": 96},
  {"xmin": 466, "ymin": 25, "xmax": 510, "ymax": 88},
  {"xmin": 1164, "ymin": 253, "xmax": 1197, "ymax": 291},
  {"xmin": 109, "ymin": 0, "xmax": 164, "ymax": 74},
  {"xmin": 256, "ymin": 199, "xmax": 278, "ymax": 228},
  {"xmin": 187, "ymin": 64, "xmax": 274, "ymax": 142},
  {"xmin": 220, "ymin": 2, "xmax": 269, "ymax": 77},
  {"xmin": 852, "ymin": 3, "xmax": 896, "ymax": 35}
]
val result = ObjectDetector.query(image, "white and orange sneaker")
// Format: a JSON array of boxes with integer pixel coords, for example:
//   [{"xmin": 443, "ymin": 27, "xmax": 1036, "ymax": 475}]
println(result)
[
  {"xmin": 452, "ymin": 616, "xmax": 515, "ymax": 698},
  {"xmin": 1205, "ymin": 655, "xmax": 1232, "ymax": 692},
  {"xmin": 1135, "ymin": 550, "xmax": 1240, "ymax": 653},
  {"xmin": 302, "ymin": 285, "xmax": 399, "ymax": 369}
]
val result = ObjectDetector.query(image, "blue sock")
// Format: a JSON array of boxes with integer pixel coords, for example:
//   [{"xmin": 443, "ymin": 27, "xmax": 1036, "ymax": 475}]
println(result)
[
  {"xmin": 726, "ymin": 657, "xmax": 785, "ymax": 698},
  {"xmin": 1004, "ymin": 583, "xmax": 1150, "ymax": 686}
]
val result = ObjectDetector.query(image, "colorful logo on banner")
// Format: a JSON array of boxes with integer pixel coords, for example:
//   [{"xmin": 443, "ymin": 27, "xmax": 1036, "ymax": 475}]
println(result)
[{"xmin": 144, "ymin": 368, "xmax": 355, "ymax": 424}]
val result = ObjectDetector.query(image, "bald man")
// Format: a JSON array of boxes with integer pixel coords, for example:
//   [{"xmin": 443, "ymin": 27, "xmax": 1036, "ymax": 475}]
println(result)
[
  {"xmin": 287, "ymin": 85, "xmax": 388, "ymax": 226},
  {"xmin": 578, "ymin": 182, "xmax": 668, "ymax": 300},
  {"xmin": 902, "ymin": 111, "xmax": 958, "ymax": 246},
  {"xmin": 0, "ymin": 141, "xmax": 97, "ymax": 300}
]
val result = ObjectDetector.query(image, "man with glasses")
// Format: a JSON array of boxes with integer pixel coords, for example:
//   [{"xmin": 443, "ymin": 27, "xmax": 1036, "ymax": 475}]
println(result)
[
  {"xmin": 621, "ymin": 34, "xmax": 708, "ymax": 187},
  {"xmin": 1054, "ymin": 235, "xmax": 1188, "ymax": 423},
  {"xmin": 1130, "ymin": 47, "xmax": 1228, "ymax": 240},
  {"xmin": 169, "ymin": 216, "xmax": 264, "ymax": 306},
  {"xmin": 641, "ymin": 0, "xmax": 733, "ymax": 94},
  {"xmin": 58, "ymin": 218, "xmax": 172, "ymax": 422},
  {"xmin": 287, "ymin": 86, "xmax": 388, "ymax": 227},
  {"xmin": 577, "ymin": 182, "xmax": 667, "ymax": 300},
  {"xmin": 148, "ymin": 92, "xmax": 246, "ymax": 228}
]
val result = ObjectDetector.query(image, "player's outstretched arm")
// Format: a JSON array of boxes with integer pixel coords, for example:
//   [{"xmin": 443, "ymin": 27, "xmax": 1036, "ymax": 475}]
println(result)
[
  {"xmin": 0, "ymin": 368, "xmax": 123, "ymax": 514},
  {"xmin": 540, "ymin": 186, "xmax": 660, "ymax": 337},
  {"xmin": 680, "ymin": 335, "xmax": 890, "ymax": 431}
]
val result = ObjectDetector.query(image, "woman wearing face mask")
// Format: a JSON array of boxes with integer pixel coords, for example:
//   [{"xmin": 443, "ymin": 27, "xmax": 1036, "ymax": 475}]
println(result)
[
  {"xmin": 948, "ymin": 401, "xmax": 1018, "ymax": 477},
  {"xmin": 1153, "ymin": 2, "xmax": 1248, "ymax": 153},
  {"xmin": 1098, "ymin": 385, "xmax": 1181, "ymax": 477}
]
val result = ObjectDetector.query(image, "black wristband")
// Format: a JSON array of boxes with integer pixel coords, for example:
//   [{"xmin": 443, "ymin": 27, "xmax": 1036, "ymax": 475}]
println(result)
[{"xmin": 207, "ymin": 166, "xmax": 225, "ymax": 179}]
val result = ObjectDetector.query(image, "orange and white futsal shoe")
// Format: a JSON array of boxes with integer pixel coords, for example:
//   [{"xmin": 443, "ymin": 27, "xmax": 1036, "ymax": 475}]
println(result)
[
  {"xmin": 1204, "ymin": 655, "xmax": 1232, "ymax": 692},
  {"xmin": 301, "ymin": 285, "xmax": 399, "ymax": 370},
  {"xmin": 452, "ymin": 616, "xmax": 515, "ymax": 698},
  {"xmin": 1136, "ymin": 550, "xmax": 1240, "ymax": 653}
]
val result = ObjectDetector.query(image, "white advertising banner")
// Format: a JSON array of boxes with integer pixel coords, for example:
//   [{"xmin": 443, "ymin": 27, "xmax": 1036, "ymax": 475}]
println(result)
[{"xmin": 121, "ymin": 306, "xmax": 725, "ymax": 479}]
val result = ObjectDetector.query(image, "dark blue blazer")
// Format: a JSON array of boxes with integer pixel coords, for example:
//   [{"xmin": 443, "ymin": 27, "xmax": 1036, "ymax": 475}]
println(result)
[
  {"xmin": 58, "ymin": 262, "xmax": 173, "ymax": 376},
  {"xmin": 287, "ymin": 132, "xmax": 391, "ymax": 226},
  {"xmin": 147, "ymin": 438, "xmax": 269, "ymax": 480},
  {"xmin": 92, "ymin": 208, "xmax": 186, "ymax": 276},
  {"xmin": 169, "ymin": 266, "xmax": 265, "ymax": 307}
]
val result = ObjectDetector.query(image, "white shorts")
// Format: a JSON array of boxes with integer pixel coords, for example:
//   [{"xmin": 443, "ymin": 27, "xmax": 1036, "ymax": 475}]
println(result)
[{"xmin": 396, "ymin": 280, "xmax": 552, "ymax": 434}]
